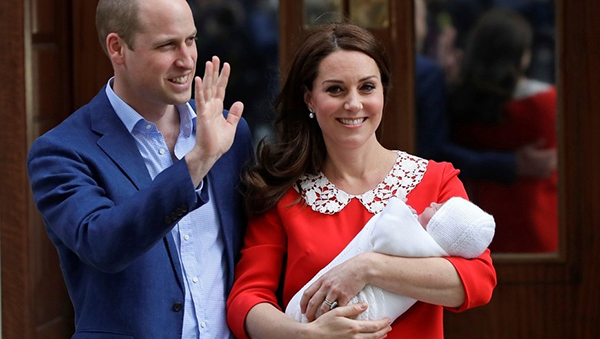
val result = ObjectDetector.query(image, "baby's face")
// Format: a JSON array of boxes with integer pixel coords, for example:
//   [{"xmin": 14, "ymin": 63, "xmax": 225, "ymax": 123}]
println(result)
[{"xmin": 418, "ymin": 202, "xmax": 444, "ymax": 228}]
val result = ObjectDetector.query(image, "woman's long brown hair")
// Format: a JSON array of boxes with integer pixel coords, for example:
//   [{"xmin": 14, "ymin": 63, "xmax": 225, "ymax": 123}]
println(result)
[{"xmin": 244, "ymin": 22, "xmax": 392, "ymax": 215}]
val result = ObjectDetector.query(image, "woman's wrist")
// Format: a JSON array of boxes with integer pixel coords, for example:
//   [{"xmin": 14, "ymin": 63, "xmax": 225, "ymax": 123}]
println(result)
[{"xmin": 358, "ymin": 252, "xmax": 382, "ymax": 284}]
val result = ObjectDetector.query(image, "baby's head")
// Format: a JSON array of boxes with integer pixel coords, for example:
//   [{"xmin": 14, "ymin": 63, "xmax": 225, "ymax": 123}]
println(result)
[
  {"xmin": 417, "ymin": 202, "xmax": 444, "ymax": 228},
  {"xmin": 423, "ymin": 197, "xmax": 496, "ymax": 258}
]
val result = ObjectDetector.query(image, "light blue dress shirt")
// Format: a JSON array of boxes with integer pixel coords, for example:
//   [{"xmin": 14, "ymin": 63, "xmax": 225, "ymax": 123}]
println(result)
[{"xmin": 106, "ymin": 79, "xmax": 230, "ymax": 339}]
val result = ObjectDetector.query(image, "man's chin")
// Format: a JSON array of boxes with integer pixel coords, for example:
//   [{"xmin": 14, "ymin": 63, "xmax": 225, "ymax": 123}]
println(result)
[{"xmin": 170, "ymin": 92, "xmax": 192, "ymax": 105}]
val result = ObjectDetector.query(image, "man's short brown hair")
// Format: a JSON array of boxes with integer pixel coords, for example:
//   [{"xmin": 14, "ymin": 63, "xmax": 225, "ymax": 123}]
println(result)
[{"xmin": 96, "ymin": 0, "xmax": 140, "ymax": 55}]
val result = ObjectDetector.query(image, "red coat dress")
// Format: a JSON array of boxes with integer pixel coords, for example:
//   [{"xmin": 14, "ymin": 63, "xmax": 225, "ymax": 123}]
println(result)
[
  {"xmin": 227, "ymin": 152, "xmax": 497, "ymax": 338},
  {"xmin": 453, "ymin": 82, "xmax": 558, "ymax": 253}
]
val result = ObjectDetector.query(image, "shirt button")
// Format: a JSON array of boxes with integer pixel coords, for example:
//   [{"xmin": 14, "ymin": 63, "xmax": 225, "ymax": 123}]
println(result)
[
  {"xmin": 146, "ymin": 124, "xmax": 152, "ymax": 130},
  {"xmin": 192, "ymin": 277, "xmax": 199, "ymax": 283},
  {"xmin": 200, "ymin": 321, "xmax": 206, "ymax": 328},
  {"xmin": 159, "ymin": 148, "xmax": 165, "ymax": 155},
  {"xmin": 184, "ymin": 235, "xmax": 190, "ymax": 241}
]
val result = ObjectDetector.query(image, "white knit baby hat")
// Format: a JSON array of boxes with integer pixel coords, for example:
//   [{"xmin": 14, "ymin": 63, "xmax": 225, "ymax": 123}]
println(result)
[{"xmin": 427, "ymin": 197, "xmax": 495, "ymax": 258}]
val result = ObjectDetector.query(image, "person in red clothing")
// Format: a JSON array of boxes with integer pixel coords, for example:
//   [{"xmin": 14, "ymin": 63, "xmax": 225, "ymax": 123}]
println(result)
[
  {"xmin": 448, "ymin": 8, "xmax": 558, "ymax": 253},
  {"xmin": 227, "ymin": 23, "xmax": 496, "ymax": 339}
]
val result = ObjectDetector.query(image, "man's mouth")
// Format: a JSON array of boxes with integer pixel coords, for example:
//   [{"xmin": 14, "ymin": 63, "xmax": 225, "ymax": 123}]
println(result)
[{"xmin": 169, "ymin": 75, "xmax": 188, "ymax": 84}]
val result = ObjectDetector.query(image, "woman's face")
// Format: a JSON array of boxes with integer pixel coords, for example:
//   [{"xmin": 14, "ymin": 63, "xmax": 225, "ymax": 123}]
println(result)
[{"xmin": 304, "ymin": 50, "xmax": 384, "ymax": 151}]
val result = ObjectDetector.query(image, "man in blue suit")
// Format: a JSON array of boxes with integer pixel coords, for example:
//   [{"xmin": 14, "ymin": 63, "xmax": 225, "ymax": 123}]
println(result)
[{"xmin": 27, "ymin": 0, "xmax": 253, "ymax": 337}]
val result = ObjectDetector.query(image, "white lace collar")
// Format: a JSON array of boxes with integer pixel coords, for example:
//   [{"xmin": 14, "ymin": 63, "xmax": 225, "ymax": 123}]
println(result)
[{"xmin": 295, "ymin": 151, "xmax": 428, "ymax": 215}]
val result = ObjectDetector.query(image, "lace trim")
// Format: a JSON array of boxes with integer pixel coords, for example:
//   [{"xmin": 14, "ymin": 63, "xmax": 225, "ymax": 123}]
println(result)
[{"xmin": 295, "ymin": 151, "xmax": 428, "ymax": 215}]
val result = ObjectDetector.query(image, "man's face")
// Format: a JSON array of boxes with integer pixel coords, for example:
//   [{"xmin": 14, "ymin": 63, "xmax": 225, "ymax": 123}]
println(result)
[{"xmin": 117, "ymin": 0, "xmax": 198, "ymax": 114}]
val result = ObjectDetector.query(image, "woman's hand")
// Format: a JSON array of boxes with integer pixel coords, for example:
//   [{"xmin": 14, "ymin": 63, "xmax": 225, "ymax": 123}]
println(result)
[
  {"xmin": 306, "ymin": 304, "xmax": 392, "ymax": 339},
  {"xmin": 300, "ymin": 254, "xmax": 371, "ymax": 322},
  {"xmin": 245, "ymin": 302, "xmax": 391, "ymax": 339}
]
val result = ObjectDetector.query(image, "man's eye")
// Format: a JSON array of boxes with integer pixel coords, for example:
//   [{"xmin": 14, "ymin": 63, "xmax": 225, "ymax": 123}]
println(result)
[{"xmin": 159, "ymin": 43, "xmax": 174, "ymax": 50}]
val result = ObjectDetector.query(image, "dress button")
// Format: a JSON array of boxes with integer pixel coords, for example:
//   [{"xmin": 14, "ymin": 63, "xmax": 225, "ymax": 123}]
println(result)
[{"xmin": 172, "ymin": 302, "xmax": 183, "ymax": 312}]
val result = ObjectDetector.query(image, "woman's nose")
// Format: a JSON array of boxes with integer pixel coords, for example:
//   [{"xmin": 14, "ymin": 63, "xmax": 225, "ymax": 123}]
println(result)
[{"xmin": 344, "ymin": 92, "xmax": 363, "ymax": 112}]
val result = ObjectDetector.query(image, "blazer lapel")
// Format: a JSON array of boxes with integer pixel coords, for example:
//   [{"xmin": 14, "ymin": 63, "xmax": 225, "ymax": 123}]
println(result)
[
  {"xmin": 91, "ymin": 96, "xmax": 152, "ymax": 190},
  {"xmin": 89, "ymin": 88, "xmax": 184, "ymax": 292}
]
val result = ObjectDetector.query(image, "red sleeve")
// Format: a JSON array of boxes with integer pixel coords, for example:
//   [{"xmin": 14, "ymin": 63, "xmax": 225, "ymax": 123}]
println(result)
[
  {"xmin": 439, "ymin": 162, "xmax": 497, "ymax": 312},
  {"xmin": 227, "ymin": 206, "xmax": 287, "ymax": 339},
  {"xmin": 409, "ymin": 161, "xmax": 497, "ymax": 312},
  {"xmin": 446, "ymin": 249, "xmax": 496, "ymax": 312}
]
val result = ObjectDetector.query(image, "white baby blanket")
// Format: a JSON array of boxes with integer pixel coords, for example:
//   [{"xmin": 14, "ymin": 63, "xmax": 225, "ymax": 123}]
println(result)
[{"xmin": 285, "ymin": 197, "xmax": 449, "ymax": 322}]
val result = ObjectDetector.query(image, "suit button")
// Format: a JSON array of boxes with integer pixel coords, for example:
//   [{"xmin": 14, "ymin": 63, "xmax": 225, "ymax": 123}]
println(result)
[
  {"xmin": 172, "ymin": 302, "xmax": 183, "ymax": 312},
  {"xmin": 164, "ymin": 216, "xmax": 173, "ymax": 225},
  {"xmin": 181, "ymin": 205, "xmax": 188, "ymax": 213},
  {"xmin": 170, "ymin": 212, "xmax": 179, "ymax": 220}
]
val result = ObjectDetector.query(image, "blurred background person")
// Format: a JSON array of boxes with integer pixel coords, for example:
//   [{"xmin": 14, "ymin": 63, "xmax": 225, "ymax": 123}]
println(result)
[
  {"xmin": 447, "ymin": 8, "xmax": 558, "ymax": 253},
  {"xmin": 415, "ymin": 0, "xmax": 556, "ymax": 187}
]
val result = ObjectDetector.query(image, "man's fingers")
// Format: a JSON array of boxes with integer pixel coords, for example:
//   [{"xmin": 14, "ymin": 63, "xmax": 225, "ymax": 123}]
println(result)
[
  {"xmin": 227, "ymin": 102, "xmax": 244, "ymax": 126},
  {"xmin": 194, "ymin": 76, "xmax": 204, "ymax": 107},
  {"xmin": 203, "ymin": 61, "xmax": 214, "ymax": 100},
  {"xmin": 212, "ymin": 56, "xmax": 220, "ymax": 87},
  {"xmin": 216, "ymin": 62, "xmax": 231, "ymax": 100}
]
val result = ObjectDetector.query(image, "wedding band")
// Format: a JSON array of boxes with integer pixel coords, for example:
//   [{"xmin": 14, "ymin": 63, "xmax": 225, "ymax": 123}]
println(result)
[{"xmin": 324, "ymin": 299, "xmax": 338, "ymax": 310}]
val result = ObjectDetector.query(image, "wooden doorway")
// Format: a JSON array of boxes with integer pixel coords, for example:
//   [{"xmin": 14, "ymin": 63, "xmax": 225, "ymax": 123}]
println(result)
[{"xmin": 2, "ymin": 0, "xmax": 600, "ymax": 338}]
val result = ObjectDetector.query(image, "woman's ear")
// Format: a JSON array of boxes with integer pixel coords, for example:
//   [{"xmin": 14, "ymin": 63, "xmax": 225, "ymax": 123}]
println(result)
[
  {"xmin": 303, "ymin": 88, "xmax": 312, "ymax": 111},
  {"xmin": 106, "ymin": 33, "xmax": 126, "ymax": 65}
]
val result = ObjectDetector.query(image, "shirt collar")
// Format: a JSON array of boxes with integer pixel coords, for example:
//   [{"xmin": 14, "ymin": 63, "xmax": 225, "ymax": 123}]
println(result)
[{"xmin": 105, "ymin": 77, "xmax": 196, "ymax": 135}]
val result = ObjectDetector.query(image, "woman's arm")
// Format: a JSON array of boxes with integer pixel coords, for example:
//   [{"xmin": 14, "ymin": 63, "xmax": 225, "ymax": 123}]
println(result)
[
  {"xmin": 363, "ymin": 253, "xmax": 465, "ymax": 306},
  {"xmin": 300, "ymin": 253, "xmax": 464, "ymax": 320},
  {"xmin": 246, "ymin": 302, "xmax": 392, "ymax": 339}
]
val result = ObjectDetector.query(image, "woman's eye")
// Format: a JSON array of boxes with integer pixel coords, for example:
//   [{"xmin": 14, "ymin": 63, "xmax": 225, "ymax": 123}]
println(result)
[
  {"xmin": 361, "ymin": 83, "xmax": 376, "ymax": 91},
  {"xmin": 326, "ymin": 86, "xmax": 343, "ymax": 94}
]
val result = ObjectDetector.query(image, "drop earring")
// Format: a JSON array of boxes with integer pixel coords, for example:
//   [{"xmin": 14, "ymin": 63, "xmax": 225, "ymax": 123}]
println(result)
[{"xmin": 308, "ymin": 108, "xmax": 315, "ymax": 119}]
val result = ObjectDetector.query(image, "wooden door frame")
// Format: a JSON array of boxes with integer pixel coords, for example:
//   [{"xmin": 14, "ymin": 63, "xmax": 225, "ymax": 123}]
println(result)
[{"xmin": 2, "ymin": 0, "xmax": 600, "ymax": 338}]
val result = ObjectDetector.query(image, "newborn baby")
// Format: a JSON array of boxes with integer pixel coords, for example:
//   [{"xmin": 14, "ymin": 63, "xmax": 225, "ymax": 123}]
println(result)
[{"xmin": 285, "ymin": 196, "xmax": 495, "ymax": 323}]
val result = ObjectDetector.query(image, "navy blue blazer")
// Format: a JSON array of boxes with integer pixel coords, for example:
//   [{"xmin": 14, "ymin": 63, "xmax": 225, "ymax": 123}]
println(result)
[{"xmin": 27, "ymin": 87, "xmax": 254, "ymax": 338}]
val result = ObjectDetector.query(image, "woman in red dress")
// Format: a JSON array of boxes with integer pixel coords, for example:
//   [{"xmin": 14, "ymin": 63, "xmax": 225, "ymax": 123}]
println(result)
[
  {"xmin": 227, "ymin": 23, "xmax": 496, "ymax": 338},
  {"xmin": 449, "ymin": 8, "xmax": 558, "ymax": 253}
]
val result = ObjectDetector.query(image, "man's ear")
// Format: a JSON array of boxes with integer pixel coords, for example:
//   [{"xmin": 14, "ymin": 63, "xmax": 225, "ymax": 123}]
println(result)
[{"xmin": 106, "ymin": 33, "xmax": 126, "ymax": 65}]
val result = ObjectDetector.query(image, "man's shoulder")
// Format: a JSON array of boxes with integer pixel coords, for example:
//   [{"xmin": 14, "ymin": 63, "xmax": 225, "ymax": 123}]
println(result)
[{"xmin": 30, "ymin": 89, "xmax": 110, "ymax": 150}]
